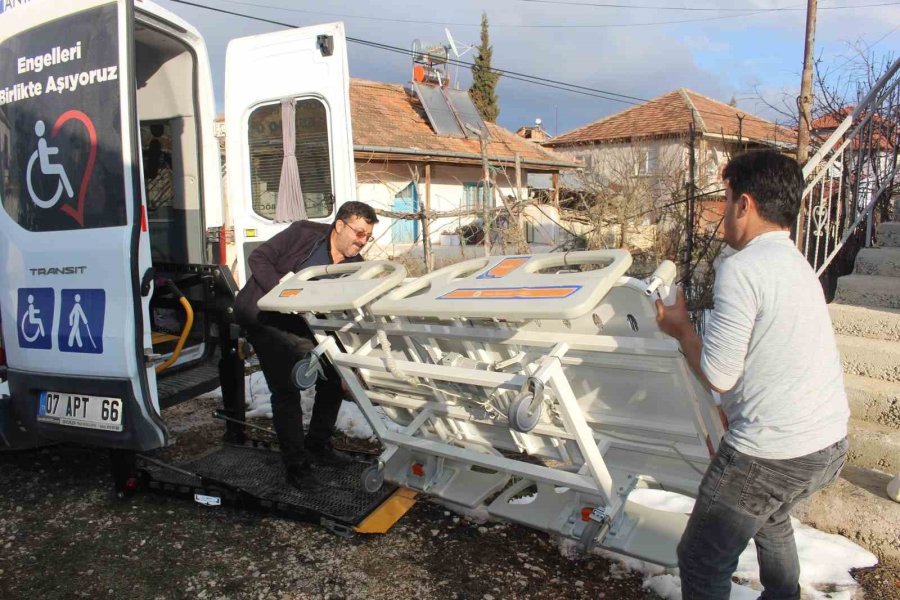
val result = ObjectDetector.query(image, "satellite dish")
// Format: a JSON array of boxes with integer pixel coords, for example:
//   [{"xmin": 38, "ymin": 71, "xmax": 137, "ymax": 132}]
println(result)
[
  {"xmin": 445, "ymin": 28, "xmax": 460, "ymax": 58},
  {"xmin": 444, "ymin": 28, "xmax": 475, "ymax": 89},
  {"xmin": 535, "ymin": 118, "xmax": 542, "ymax": 126}
]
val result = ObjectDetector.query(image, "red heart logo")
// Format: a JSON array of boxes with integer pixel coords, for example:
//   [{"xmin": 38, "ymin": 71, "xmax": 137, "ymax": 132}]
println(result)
[{"xmin": 50, "ymin": 110, "xmax": 97, "ymax": 227}]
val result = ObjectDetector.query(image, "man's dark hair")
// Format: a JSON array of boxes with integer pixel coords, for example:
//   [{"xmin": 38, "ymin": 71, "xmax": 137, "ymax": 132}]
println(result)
[
  {"xmin": 335, "ymin": 201, "xmax": 378, "ymax": 225},
  {"xmin": 721, "ymin": 149, "xmax": 803, "ymax": 228}
]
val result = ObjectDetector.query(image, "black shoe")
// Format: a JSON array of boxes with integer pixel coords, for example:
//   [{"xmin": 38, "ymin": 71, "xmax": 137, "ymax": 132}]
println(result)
[
  {"xmin": 305, "ymin": 442, "xmax": 354, "ymax": 467},
  {"xmin": 285, "ymin": 463, "xmax": 324, "ymax": 493}
]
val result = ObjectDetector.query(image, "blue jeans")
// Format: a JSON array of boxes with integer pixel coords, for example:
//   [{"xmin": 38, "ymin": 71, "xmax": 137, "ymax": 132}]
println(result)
[{"xmin": 677, "ymin": 437, "xmax": 849, "ymax": 600}]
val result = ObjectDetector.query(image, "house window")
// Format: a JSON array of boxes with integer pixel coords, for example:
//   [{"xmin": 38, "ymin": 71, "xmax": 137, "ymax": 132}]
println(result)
[
  {"xmin": 525, "ymin": 219, "xmax": 536, "ymax": 243},
  {"xmin": 647, "ymin": 147, "xmax": 659, "ymax": 175},
  {"xmin": 635, "ymin": 147, "xmax": 658, "ymax": 176},
  {"xmin": 464, "ymin": 182, "xmax": 488, "ymax": 211},
  {"xmin": 578, "ymin": 152, "xmax": 595, "ymax": 170},
  {"xmin": 247, "ymin": 98, "xmax": 334, "ymax": 220},
  {"xmin": 706, "ymin": 148, "xmax": 723, "ymax": 184}
]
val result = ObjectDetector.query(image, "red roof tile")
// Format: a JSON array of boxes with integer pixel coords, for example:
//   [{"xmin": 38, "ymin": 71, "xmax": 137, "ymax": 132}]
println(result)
[
  {"xmin": 811, "ymin": 106, "xmax": 853, "ymax": 130},
  {"xmin": 543, "ymin": 88, "xmax": 795, "ymax": 148},
  {"xmin": 350, "ymin": 79, "xmax": 577, "ymax": 169},
  {"xmin": 810, "ymin": 105, "xmax": 894, "ymax": 150}
]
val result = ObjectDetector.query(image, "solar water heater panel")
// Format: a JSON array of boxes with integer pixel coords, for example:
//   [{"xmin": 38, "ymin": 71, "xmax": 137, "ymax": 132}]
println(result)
[
  {"xmin": 412, "ymin": 82, "xmax": 465, "ymax": 138},
  {"xmin": 445, "ymin": 88, "xmax": 489, "ymax": 139}
]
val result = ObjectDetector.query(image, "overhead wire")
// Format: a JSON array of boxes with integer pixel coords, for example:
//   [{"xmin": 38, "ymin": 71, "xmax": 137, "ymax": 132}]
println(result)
[
  {"xmin": 165, "ymin": 0, "xmax": 778, "ymax": 126},
  {"xmin": 166, "ymin": 0, "xmax": 645, "ymax": 106},
  {"xmin": 347, "ymin": 37, "xmax": 645, "ymax": 104},
  {"xmin": 514, "ymin": 0, "xmax": 781, "ymax": 11},
  {"xmin": 514, "ymin": 0, "xmax": 900, "ymax": 12},
  {"xmin": 211, "ymin": 0, "xmax": 769, "ymax": 28},
  {"xmin": 165, "ymin": 0, "xmax": 805, "ymax": 136},
  {"xmin": 201, "ymin": 0, "xmax": 900, "ymax": 27}
]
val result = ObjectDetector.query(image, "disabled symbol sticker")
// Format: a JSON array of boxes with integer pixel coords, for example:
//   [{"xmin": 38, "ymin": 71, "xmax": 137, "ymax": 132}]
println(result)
[
  {"xmin": 24, "ymin": 111, "xmax": 97, "ymax": 226},
  {"xmin": 17, "ymin": 288, "xmax": 54, "ymax": 349},
  {"xmin": 58, "ymin": 289, "xmax": 105, "ymax": 354},
  {"xmin": 27, "ymin": 119, "xmax": 75, "ymax": 209}
]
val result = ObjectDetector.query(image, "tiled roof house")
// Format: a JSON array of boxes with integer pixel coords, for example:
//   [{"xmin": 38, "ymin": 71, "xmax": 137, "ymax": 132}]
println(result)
[
  {"xmin": 542, "ymin": 89, "xmax": 796, "ymax": 234},
  {"xmin": 544, "ymin": 88, "xmax": 795, "ymax": 149}
]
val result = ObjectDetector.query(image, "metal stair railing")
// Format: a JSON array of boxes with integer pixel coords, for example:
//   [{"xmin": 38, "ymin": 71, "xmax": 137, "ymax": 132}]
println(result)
[{"xmin": 796, "ymin": 57, "xmax": 900, "ymax": 279}]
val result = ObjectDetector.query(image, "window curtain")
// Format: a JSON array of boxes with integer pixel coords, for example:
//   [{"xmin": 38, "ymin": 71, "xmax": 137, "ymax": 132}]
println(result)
[{"xmin": 274, "ymin": 98, "xmax": 306, "ymax": 222}]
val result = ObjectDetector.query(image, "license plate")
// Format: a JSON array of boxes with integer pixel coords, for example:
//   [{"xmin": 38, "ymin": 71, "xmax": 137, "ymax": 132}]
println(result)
[{"xmin": 37, "ymin": 391, "xmax": 123, "ymax": 432}]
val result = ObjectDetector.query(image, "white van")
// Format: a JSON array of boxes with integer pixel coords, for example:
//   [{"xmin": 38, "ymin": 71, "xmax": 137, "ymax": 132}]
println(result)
[{"xmin": 0, "ymin": 0, "xmax": 356, "ymax": 455}]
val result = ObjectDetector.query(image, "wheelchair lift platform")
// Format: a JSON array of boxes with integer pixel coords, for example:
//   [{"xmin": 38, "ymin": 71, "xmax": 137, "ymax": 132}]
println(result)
[
  {"xmin": 259, "ymin": 252, "xmax": 724, "ymax": 567},
  {"xmin": 139, "ymin": 442, "xmax": 407, "ymax": 535}
]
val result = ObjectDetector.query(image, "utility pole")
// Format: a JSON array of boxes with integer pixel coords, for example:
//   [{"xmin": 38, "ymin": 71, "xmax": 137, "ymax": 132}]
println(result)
[
  {"xmin": 684, "ymin": 121, "xmax": 697, "ymax": 300},
  {"xmin": 797, "ymin": 0, "xmax": 817, "ymax": 164}
]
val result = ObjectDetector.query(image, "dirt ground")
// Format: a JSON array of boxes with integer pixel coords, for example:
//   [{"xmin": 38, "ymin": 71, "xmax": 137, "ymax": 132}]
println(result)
[{"xmin": 0, "ymin": 395, "xmax": 897, "ymax": 600}]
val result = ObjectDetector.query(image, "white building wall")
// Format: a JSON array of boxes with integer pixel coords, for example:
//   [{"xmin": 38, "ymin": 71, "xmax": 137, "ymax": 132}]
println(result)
[
  {"xmin": 355, "ymin": 161, "xmax": 527, "ymax": 256},
  {"xmin": 558, "ymin": 140, "xmax": 687, "ymax": 190},
  {"xmin": 555, "ymin": 138, "xmax": 744, "ymax": 196}
]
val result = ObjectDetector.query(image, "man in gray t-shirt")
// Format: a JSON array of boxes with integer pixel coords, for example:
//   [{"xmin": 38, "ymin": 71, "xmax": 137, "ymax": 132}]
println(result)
[{"xmin": 656, "ymin": 149, "xmax": 849, "ymax": 600}]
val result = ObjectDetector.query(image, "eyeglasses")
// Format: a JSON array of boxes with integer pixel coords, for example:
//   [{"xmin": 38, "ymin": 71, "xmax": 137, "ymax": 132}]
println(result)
[{"xmin": 340, "ymin": 220, "xmax": 374, "ymax": 243}]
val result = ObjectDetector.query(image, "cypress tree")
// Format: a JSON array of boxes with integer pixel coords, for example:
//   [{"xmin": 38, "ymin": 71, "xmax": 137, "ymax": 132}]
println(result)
[{"xmin": 469, "ymin": 12, "xmax": 500, "ymax": 122}]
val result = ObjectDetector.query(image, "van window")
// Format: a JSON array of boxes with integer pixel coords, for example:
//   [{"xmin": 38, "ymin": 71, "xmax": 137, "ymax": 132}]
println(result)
[
  {"xmin": 0, "ymin": 3, "xmax": 128, "ymax": 232},
  {"xmin": 247, "ymin": 98, "xmax": 334, "ymax": 220}
]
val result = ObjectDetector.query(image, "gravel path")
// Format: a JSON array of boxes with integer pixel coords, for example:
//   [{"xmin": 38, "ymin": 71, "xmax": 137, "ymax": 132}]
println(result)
[
  {"xmin": 0, "ymin": 395, "xmax": 895, "ymax": 599},
  {"xmin": 0, "ymin": 397, "xmax": 655, "ymax": 600}
]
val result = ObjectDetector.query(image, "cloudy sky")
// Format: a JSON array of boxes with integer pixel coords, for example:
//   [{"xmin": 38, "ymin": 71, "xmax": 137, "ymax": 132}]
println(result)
[{"xmin": 154, "ymin": 0, "xmax": 900, "ymax": 136}]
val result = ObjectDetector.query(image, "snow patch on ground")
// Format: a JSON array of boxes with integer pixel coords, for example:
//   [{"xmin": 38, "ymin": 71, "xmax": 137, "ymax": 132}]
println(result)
[
  {"xmin": 593, "ymin": 489, "xmax": 877, "ymax": 599},
  {"xmin": 242, "ymin": 371, "xmax": 387, "ymax": 440},
  {"xmin": 508, "ymin": 493, "xmax": 538, "ymax": 505},
  {"xmin": 244, "ymin": 371, "xmax": 273, "ymax": 419},
  {"xmin": 433, "ymin": 502, "xmax": 491, "ymax": 525},
  {"xmin": 629, "ymin": 488, "xmax": 696, "ymax": 514}
]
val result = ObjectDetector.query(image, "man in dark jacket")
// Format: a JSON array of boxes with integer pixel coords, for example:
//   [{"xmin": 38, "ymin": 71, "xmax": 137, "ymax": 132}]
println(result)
[{"xmin": 234, "ymin": 201, "xmax": 378, "ymax": 490}]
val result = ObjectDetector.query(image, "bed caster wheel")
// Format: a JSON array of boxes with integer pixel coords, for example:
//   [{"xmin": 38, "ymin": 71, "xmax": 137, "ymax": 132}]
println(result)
[
  {"xmin": 362, "ymin": 464, "xmax": 384, "ymax": 493},
  {"xmin": 291, "ymin": 356, "xmax": 319, "ymax": 390},
  {"xmin": 508, "ymin": 392, "xmax": 542, "ymax": 433},
  {"xmin": 577, "ymin": 518, "xmax": 604, "ymax": 555}
]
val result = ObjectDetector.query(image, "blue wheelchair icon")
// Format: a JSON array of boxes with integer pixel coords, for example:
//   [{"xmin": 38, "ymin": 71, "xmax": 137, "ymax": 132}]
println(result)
[{"xmin": 17, "ymin": 288, "xmax": 54, "ymax": 350}]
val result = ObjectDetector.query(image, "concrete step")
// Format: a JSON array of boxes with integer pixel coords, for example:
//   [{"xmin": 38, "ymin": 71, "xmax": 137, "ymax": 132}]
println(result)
[
  {"xmin": 836, "ymin": 334, "xmax": 900, "ymax": 382},
  {"xmin": 833, "ymin": 274, "xmax": 900, "ymax": 310},
  {"xmin": 829, "ymin": 303, "xmax": 900, "ymax": 342},
  {"xmin": 854, "ymin": 246, "xmax": 900, "ymax": 277},
  {"xmin": 845, "ymin": 373, "xmax": 900, "ymax": 429},
  {"xmin": 847, "ymin": 418, "xmax": 900, "ymax": 471},
  {"xmin": 876, "ymin": 221, "xmax": 900, "ymax": 248},
  {"xmin": 792, "ymin": 465, "xmax": 900, "ymax": 567}
]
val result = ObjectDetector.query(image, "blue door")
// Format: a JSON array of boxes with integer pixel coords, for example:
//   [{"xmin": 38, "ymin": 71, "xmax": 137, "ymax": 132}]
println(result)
[{"xmin": 392, "ymin": 183, "xmax": 419, "ymax": 243}]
